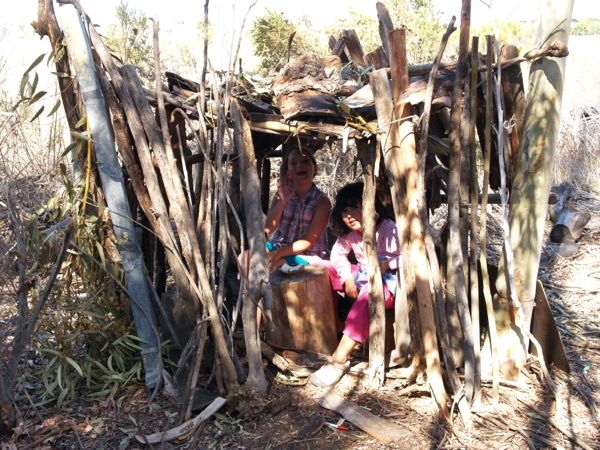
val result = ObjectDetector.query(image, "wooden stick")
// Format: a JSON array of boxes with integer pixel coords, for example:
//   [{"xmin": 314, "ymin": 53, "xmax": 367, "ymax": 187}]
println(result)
[
  {"xmin": 356, "ymin": 138, "xmax": 387, "ymax": 386},
  {"xmin": 447, "ymin": 0, "xmax": 476, "ymax": 405},
  {"xmin": 316, "ymin": 391, "xmax": 412, "ymax": 444},
  {"xmin": 480, "ymin": 35, "xmax": 500, "ymax": 404},
  {"xmin": 468, "ymin": 36, "xmax": 481, "ymax": 400},
  {"xmin": 135, "ymin": 397, "xmax": 226, "ymax": 444},
  {"xmin": 416, "ymin": 16, "xmax": 474, "ymax": 427},
  {"xmin": 231, "ymin": 100, "xmax": 270, "ymax": 393}
]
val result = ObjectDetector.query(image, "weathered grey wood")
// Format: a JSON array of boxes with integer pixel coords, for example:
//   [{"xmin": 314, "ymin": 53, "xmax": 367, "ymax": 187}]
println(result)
[
  {"xmin": 57, "ymin": 4, "xmax": 161, "ymax": 388},
  {"xmin": 341, "ymin": 29, "xmax": 367, "ymax": 67},
  {"xmin": 376, "ymin": 2, "xmax": 394, "ymax": 62},
  {"xmin": 135, "ymin": 397, "xmax": 226, "ymax": 444},
  {"xmin": 365, "ymin": 47, "xmax": 388, "ymax": 69},
  {"xmin": 385, "ymin": 29, "xmax": 417, "ymax": 370},
  {"xmin": 231, "ymin": 100, "xmax": 270, "ymax": 393},
  {"xmin": 530, "ymin": 281, "xmax": 569, "ymax": 373},
  {"xmin": 550, "ymin": 202, "xmax": 591, "ymax": 243},
  {"xmin": 316, "ymin": 391, "xmax": 412, "ymax": 444}
]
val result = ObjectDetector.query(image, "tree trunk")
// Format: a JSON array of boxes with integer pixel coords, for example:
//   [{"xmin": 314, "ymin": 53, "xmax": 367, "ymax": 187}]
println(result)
[
  {"xmin": 495, "ymin": 0, "xmax": 574, "ymax": 358},
  {"xmin": 57, "ymin": 4, "xmax": 161, "ymax": 388}
]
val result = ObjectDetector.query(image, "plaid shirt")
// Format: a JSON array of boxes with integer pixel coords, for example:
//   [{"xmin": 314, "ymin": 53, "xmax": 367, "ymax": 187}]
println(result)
[{"xmin": 270, "ymin": 184, "xmax": 328, "ymax": 257}]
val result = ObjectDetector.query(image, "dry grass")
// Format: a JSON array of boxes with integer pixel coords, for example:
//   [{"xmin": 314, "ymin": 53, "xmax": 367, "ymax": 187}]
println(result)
[{"xmin": 554, "ymin": 107, "xmax": 600, "ymax": 194}]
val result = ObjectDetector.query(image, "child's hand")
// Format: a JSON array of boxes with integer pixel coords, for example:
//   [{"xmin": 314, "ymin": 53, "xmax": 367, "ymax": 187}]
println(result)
[
  {"xmin": 277, "ymin": 175, "xmax": 294, "ymax": 204},
  {"xmin": 343, "ymin": 277, "xmax": 359, "ymax": 300},
  {"xmin": 267, "ymin": 247, "xmax": 285, "ymax": 271}
]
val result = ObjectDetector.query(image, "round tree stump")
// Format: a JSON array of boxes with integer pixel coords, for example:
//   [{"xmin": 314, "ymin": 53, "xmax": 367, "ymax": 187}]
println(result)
[{"xmin": 266, "ymin": 266, "xmax": 337, "ymax": 355}]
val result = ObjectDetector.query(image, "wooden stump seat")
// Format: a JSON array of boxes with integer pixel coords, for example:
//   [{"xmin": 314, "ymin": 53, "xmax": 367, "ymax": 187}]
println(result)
[{"xmin": 265, "ymin": 266, "xmax": 338, "ymax": 355}]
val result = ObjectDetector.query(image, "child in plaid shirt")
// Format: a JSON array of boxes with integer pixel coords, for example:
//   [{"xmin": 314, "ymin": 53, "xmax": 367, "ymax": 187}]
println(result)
[{"xmin": 264, "ymin": 148, "xmax": 331, "ymax": 270}]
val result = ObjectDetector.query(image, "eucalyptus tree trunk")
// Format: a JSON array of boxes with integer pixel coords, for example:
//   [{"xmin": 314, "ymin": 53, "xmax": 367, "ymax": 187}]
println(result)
[
  {"xmin": 57, "ymin": 4, "xmax": 161, "ymax": 388},
  {"xmin": 495, "ymin": 0, "xmax": 574, "ymax": 356}
]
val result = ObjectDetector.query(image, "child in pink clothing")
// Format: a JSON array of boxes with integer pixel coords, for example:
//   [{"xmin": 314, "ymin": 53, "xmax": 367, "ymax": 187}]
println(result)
[{"xmin": 311, "ymin": 182, "xmax": 400, "ymax": 387}]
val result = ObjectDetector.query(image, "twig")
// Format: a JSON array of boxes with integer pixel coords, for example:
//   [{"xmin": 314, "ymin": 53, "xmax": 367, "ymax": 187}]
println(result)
[{"xmin": 480, "ymin": 35, "xmax": 500, "ymax": 404}]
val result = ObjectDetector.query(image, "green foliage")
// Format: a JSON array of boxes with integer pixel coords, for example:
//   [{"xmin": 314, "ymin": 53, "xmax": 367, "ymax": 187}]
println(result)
[
  {"xmin": 473, "ymin": 20, "xmax": 535, "ymax": 54},
  {"xmin": 22, "ymin": 134, "xmax": 154, "ymax": 406},
  {"xmin": 105, "ymin": 0, "xmax": 153, "ymax": 82},
  {"xmin": 330, "ymin": 0, "xmax": 446, "ymax": 64},
  {"xmin": 572, "ymin": 19, "xmax": 600, "ymax": 36},
  {"xmin": 250, "ymin": 10, "xmax": 326, "ymax": 72}
]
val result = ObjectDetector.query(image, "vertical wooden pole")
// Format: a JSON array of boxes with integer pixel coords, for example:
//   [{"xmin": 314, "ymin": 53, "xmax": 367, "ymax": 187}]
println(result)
[
  {"xmin": 480, "ymin": 35, "xmax": 500, "ymax": 402},
  {"xmin": 372, "ymin": 31, "xmax": 449, "ymax": 414},
  {"xmin": 231, "ymin": 100, "xmax": 270, "ymax": 394},
  {"xmin": 447, "ymin": 0, "xmax": 475, "ymax": 404},
  {"xmin": 356, "ymin": 138, "xmax": 387, "ymax": 386},
  {"xmin": 468, "ymin": 36, "xmax": 481, "ymax": 399}
]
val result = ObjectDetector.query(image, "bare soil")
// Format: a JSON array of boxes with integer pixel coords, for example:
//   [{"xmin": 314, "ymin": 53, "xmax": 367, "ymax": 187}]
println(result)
[{"xmin": 1, "ymin": 186, "xmax": 599, "ymax": 450}]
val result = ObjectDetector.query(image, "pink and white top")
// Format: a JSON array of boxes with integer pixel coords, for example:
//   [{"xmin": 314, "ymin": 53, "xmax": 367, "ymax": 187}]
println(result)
[{"xmin": 330, "ymin": 218, "xmax": 400, "ymax": 283}]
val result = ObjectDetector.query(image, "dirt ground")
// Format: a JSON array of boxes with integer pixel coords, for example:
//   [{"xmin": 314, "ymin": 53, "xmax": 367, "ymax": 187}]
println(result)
[{"xmin": 1, "ymin": 186, "xmax": 599, "ymax": 450}]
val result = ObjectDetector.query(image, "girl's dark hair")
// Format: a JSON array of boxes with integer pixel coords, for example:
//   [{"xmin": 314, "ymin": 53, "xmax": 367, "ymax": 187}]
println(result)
[{"xmin": 330, "ymin": 181, "xmax": 386, "ymax": 237}]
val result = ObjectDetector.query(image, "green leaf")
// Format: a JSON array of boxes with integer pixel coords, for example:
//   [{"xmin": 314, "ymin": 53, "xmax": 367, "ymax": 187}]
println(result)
[
  {"xmin": 18, "ymin": 73, "xmax": 29, "ymax": 99},
  {"xmin": 57, "ymin": 363, "xmax": 63, "ymax": 390},
  {"xmin": 30, "ymin": 105, "xmax": 45, "ymax": 122},
  {"xmin": 47, "ymin": 99, "xmax": 62, "ymax": 117},
  {"xmin": 75, "ymin": 115, "xmax": 87, "ymax": 129},
  {"xmin": 31, "ymin": 72, "xmax": 39, "ymax": 95},
  {"xmin": 29, "ymin": 91, "xmax": 47, "ymax": 105},
  {"xmin": 65, "ymin": 357, "xmax": 84, "ymax": 377},
  {"xmin": 25, "ymin": 53, "xmax": 45, "ymax": 74}
]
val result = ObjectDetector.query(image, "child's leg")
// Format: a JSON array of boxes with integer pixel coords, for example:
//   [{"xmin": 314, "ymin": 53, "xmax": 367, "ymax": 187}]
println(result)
[{"xmin": 343, "ymin": 283, "xmax": 395, "ymax": 344}]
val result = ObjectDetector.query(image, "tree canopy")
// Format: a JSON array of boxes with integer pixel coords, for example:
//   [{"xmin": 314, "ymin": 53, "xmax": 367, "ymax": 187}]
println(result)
[
  {"xmin": 250, "ymin": 10, "xmax": 326, "ymax": 72},
  {"xmin": 104, "ymin": 1, "xmax": 153, "ymax": 81}
]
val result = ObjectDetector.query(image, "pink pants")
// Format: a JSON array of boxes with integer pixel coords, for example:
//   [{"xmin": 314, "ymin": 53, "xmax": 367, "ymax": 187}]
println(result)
[
  {"xmin": 314, "ymin": 258, "xmax": 395, "ymax": 345},
  {"xmin": 343, "ymin": 282, "xmax": 394, "ymax": 344}
]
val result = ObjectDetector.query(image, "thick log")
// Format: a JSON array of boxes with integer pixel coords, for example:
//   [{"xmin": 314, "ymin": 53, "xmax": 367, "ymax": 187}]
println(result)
[
  {"xmin": 266, "ymin": 267, "xmax": 337, "ymax": 355},
  {"xmin": 550, "ymin": 202, "xmax": 591, "ymax": 243},
  {"xmin": 390, "ymin": 28, "xmax": 450, "ymax": 416},
  {"xmin": 387, "ymin": 29, "xmax": 416, "ymax": 367},
  {"xmin": 316, "ymin": 391, "xmax": 413, "ymax": 444},
  {"xmin": 478, "ymin": 35, "xmax": 500, "ymax": 403},
  {"xmin": 231, "ymin": 100, "xmax": 270, "ymax": 393},
  {"xmin": 468, "ymin": 36, "xmax": 481, "ymax": 400},
  {"xmin": 415, "ymin": 16, "xmax": 473, "ymax": 425}
]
